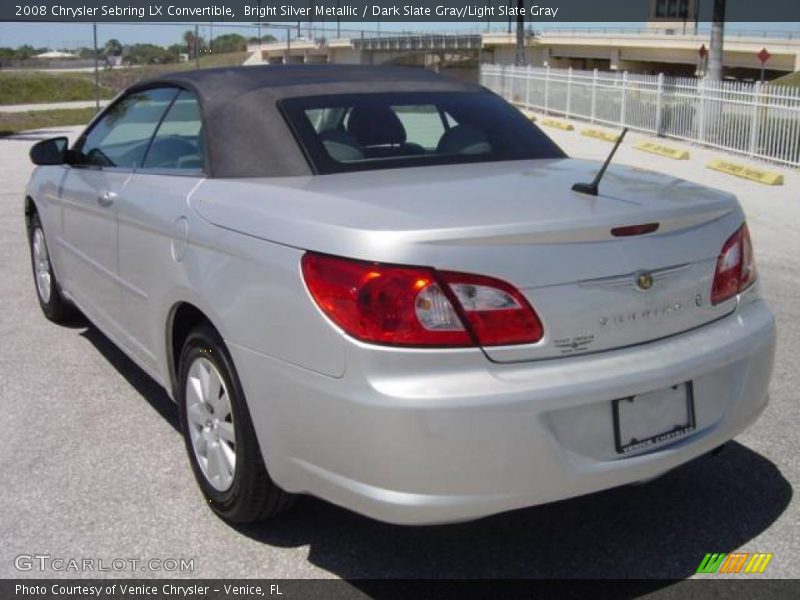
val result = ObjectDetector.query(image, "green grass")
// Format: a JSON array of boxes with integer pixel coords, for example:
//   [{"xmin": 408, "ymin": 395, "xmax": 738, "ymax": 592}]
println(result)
[
  {"xmin": 0, "ymin": 107, "xmax": 98, "ymax": 136},
  {"xmin": 191, "ymin": 51, "xmax": 250, "ymax": 69},
  {"xmin": 0, "ymin": 51, "xmax": 250, "ymax": 106},
  {"xmin": 771, "ymin": 71, "xmax": 800, "ymax": 88},
  {"xmin": 0, "ymin": 72, "xmax": 114, "ymax": 105}
]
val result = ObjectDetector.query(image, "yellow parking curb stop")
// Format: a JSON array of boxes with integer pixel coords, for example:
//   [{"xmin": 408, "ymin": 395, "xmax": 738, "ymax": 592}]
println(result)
[
  {"xmin": 540, "ymin": 118, "xmax": 574, "ymax": 131},
  {"xmin": 581, "ymin": 128, "xmax": 620, "ymax": 143},
  {"xmin": 634, "ymin": 141, "xmax": 690, "ymax": 160},
  {"xmin": 706, "ymin": 159, "xmax": 784, "ymax": 186}
]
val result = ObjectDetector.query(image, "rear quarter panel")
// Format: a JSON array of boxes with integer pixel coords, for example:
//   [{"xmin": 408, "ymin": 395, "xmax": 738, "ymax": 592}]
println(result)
[{"xmin": 174, "ymin": 184, "xmax": 346, "ymax": 380}]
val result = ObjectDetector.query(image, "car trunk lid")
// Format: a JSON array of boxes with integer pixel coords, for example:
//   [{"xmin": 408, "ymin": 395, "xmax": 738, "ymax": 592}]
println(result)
[{"xmin": 192, "ymin": 158, "xmax": 743, "ymax": 361}]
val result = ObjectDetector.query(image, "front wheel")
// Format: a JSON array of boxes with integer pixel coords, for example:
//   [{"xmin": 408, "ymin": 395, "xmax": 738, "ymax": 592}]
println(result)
[
  {"xmin": 177, "ymin": 325, "xmax": 293, "ymax": 523},
  {"xmin": 28, "ymin": 212, "xmax": 76, "ymax": 322}
]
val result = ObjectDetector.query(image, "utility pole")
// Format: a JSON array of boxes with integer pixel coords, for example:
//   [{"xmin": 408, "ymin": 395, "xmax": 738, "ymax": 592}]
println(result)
[
  {"xmin": 707, "ymin": 0, "xmax": 726, "ymax": 80},
  {"xmin": 257, "ymin": 0, "xmax": 261, "ymax": 47},
  {"xmin": 514, "ymin": 0, "xmax": 526, "ymax": 65},
  {"xmin": 92, "ymin": 23, "xmax": 99, "ymax": 112}
]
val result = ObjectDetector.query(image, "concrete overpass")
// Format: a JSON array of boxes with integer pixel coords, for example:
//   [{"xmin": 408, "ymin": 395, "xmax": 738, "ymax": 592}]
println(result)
[
  {"xmin": 251, "ymin": 33, "xmax": 482, "ymax": 68},
  {"xmin": 248, "ymin": 27, "xmax": 800, "ymax": 78}
]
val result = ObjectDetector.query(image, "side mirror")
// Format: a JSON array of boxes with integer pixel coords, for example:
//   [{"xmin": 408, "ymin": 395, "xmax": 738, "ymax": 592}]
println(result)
[{"xmin": 30, "ymin": 137, "xmax": 68, "ymax": 166}]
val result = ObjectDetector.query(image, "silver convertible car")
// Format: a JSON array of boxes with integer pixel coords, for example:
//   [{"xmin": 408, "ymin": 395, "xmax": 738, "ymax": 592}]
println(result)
[{"xmin": 25, "ymin": 65, "xmax": 775, "ymax": 525}]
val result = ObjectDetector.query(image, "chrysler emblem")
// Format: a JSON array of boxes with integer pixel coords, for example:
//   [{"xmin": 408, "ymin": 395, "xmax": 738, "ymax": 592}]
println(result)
[{"xmin": 636, "ymin": 272, "xmax": 654, "ymax": 291}]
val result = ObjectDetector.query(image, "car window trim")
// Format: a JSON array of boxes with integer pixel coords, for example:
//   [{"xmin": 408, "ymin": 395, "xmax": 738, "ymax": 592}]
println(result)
[
  {"xmin": 69, "ymin": 85, "xmax": 181, "ymax": 173},
  {"xmin": 136, "ymin": 89, "xmax": 208, "ymax": 177},
  {"xmin": 136, "ymin": 89, "xmax": 181, "ymax": 172},
  {"xmin": 436, "ymin": 106, "xmax": 450, "ymax": 132},
  {"xmin": 133, "ymin": 167, "xmax": 206, "ymax": 178}
]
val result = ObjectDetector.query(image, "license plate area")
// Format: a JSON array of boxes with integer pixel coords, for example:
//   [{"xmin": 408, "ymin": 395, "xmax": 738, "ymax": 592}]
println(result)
[{"xmin": 612, "ymin": 382, "xmax": 696, "ymax": 455}]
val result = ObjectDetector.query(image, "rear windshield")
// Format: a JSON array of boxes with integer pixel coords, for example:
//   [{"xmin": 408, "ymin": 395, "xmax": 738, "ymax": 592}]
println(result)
[{"xmin": 279, "ymin": 91, "xmax": 565, "ymax": 174}]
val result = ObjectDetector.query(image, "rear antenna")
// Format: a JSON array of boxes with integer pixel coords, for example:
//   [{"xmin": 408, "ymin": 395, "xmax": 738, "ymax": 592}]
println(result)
[{"xmin": 571, "ymin": 127, "xmax": 629, "ymax": 196}]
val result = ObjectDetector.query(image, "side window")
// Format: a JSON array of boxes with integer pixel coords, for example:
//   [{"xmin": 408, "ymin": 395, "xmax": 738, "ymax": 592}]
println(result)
[
  {"xmin": 142, "ymin": 91, "xmax": 205, "ymax": 172},
  {"xmin": 77, "ymin": 88, "xmax": 178, "ymax": 169}
]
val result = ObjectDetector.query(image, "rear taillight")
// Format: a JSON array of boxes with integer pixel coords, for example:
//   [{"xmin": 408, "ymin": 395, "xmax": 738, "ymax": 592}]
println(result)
[
  {"xmin": 711, "ymin": 223, "xmax": 757, "ymax": 305},
  {"xmin": 301, "ymin": 253, "xmax": 544, "ymax": 348},
  {"xmin": 438, "ymin": 271, "xmax": 544, "ymax": 346}
]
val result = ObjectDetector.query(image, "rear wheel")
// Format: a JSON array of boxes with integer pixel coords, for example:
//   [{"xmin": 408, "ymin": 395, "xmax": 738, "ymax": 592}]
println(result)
[
  {"xmin": 177, "ymin": 325, "xmax": 293, "ymax": 523},
  {"xmin": 28, "ymin": 212, "xmax": 75, "ymax": 322}
]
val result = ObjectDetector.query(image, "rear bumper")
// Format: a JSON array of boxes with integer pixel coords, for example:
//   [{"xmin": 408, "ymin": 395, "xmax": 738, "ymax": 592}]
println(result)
[{"xmin": 229, "ymin": 298, "xmax": 775, "ymax": 525}]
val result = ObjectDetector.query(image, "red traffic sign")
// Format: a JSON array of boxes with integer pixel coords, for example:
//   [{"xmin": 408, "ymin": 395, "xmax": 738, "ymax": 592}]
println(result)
[
  {"xmin": 698, "ymin": 44, "xmax": 707, "ymax": 59},
  {"xmin": 757, "ymin": 47, "xmax": 771, "ymax": 64}
]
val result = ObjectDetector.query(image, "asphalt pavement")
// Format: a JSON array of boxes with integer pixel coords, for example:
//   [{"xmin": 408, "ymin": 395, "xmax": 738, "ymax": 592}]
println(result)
[{"xmin": 0, "ymin": 124, "xmax": 797, "ymax": 582}]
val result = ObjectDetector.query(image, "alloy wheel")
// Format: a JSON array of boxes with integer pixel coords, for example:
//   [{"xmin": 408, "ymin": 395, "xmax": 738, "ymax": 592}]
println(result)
[
  {"xmin": 185, "ymin": 356, "xmax": 237, "ymax": 491},
  {"xmin": 32, "ymin": 227, "xmax": 52, "ymax": 304}
]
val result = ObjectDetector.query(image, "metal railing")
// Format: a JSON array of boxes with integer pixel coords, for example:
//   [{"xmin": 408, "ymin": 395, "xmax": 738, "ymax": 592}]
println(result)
[
  {"xmin": 482, "ymin": 64, "xmax": 800, "ymax": 168},
  {"xmin": 528, "ymin": 26, "xmax": 800, "ymax": 40},
  {"xmin": 353, "ymin": 33, "xmax": 482, "ymax": 51}
]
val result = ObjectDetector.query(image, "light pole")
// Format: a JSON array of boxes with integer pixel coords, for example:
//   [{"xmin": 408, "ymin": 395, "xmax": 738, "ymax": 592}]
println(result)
[
  {"xmin": 707, "ymin": 0, "xmax": 726, "ymax": 80},
  {"xmin": 257, "ymin": 1, "xmax": 261, "ymax": 47},
  {"xmin": 92, "ymin": 23, "xmax": 99, "ymax": 111},
  {"xmin": 514, "ymin": 0, "xmax": 526, "ymax": 66}
]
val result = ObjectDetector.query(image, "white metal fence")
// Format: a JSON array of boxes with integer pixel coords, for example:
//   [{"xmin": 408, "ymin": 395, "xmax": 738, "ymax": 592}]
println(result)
[{"xmin": 481, "ymin": 65, "xmax": 800, "ymax": 168}]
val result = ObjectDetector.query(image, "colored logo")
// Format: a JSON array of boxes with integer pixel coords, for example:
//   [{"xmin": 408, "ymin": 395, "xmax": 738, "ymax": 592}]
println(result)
[{"xmin": 696, "ymin": 552, "xmax": 773, "ymax": 574}]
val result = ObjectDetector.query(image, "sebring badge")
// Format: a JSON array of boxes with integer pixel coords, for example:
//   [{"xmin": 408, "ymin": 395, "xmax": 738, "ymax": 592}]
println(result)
[{"xmin": 636, "ymin": 272, "xmax": 654, "ymax": 291}]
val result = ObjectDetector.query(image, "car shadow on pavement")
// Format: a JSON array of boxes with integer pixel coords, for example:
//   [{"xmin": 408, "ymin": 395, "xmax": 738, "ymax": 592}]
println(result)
[
  {"xmin": 80, "ymin": 324, "xmax": 179, "ymax": 432},
  {"xmin": 236, "ymin": 442, "xmax": 790, "ymax": 583},
  {"xmin": 78, "ymin": 322, "xmax": 790, "ymax": 583}
]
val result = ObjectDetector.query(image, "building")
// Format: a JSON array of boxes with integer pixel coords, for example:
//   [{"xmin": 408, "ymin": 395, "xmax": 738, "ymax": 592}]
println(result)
[{"xmin": 32, "ymin": 50, "xmax": 77, "ymax": 60}]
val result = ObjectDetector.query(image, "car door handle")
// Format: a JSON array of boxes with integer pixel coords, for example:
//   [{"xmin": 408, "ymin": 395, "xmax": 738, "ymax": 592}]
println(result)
[{"xmin": 97, "ymin": 191, "xmax": 116, "ymax": 207}]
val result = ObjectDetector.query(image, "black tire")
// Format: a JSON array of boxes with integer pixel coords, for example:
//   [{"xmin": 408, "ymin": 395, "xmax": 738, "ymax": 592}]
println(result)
[
  {"xmin": 177, "ymin": 324, "xmax": 293, "ymax": 523},
  {"xmin": 28, "ymin": 211, "xmax": 76, "ymax": 322}
]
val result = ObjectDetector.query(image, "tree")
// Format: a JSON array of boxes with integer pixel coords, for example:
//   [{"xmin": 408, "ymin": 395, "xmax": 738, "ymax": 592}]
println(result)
[
  {"xmin": 183, "ymin": 30, "xmax": 197, "ymax": 57},
  {"xmin": 707, "ymin": 0, "xmax": 726, "ymax": 80},
  {"xmin": 248, "ymin": 34, "xmax": 277, "ymax": 45},
  {"xmin": 103, "ymin": 38, "xmax": 123, "ymax": 57},
  {"xmin": 76, "ymin": 46, "xmax": 97, "ymax": 60},
  {"xmin": 125, "ymin": 43, "xmax": 177, "ymax": 65},
  {"xmin": 182, "ymin": 30, "xmax": 206, "ymax": 57},
  {"xmin": 209, "ymin": 33, "xmax": 247, "ymax": 54}
]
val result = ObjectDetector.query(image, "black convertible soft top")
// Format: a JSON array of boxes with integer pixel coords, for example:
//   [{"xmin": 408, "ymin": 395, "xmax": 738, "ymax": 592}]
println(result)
[{"xmin": 129, "ymin": 65, "xmax": 485, "ymax": 178}]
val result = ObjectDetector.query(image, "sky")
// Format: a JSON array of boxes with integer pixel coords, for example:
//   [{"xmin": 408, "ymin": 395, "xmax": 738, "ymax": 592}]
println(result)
[{"xmin": 0, "ymin": 21, "xmax": 799, "ymax": 50}]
